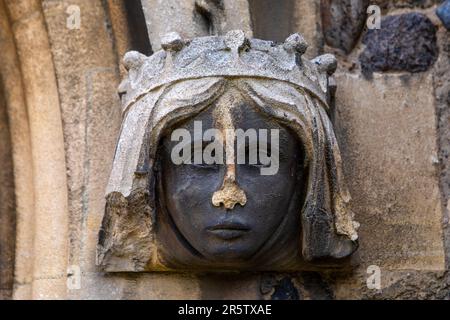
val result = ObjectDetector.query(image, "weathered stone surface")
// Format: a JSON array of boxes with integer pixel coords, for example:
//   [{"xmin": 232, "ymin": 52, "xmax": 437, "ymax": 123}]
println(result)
[
  {"xmin": 372, "ymin": 0, "xmax": 441, "ymax": 10},
  {"xmin": 42, "ymin": 0, "xmax": 123, "ymax": 299},
  {"xmin": 359, "ymin": 13, "xmax": 438, "ymax": 76},
  {"xmin": 141, "ymin": 0, "xmax": 252, "ymax": 50},
  {"xmin": 437, "ymin": 0, "xmax": 450, "ymax": 30},
  {"xmin": 433, "ymin": 15, "xmax": 450, "ymax": 267},
  {"xmin": 0, "ymin": 87, "xmax": 16, "ymax": 300},
  {"xmin": 106, "ymin": 0, "xmax": 152, "ymax": 71},
  {"xmin": 320, "ymin": 0, "xmax": 369, "ymax": 53},
  {"xmin": 0, "ymin": 0, "xmax": 35, "ymax": 300},
  {"xmin": 293, "ymin": 0, "xmax": 323, "ymax": 58},
  {"xmin": 249, "ymin": 0, "xmax": 323, "ymax": 58},
  {"xmin": 5, "ymin": 0, "xmax": 69, "ymax": 299},
  {"xmin": 333, "ymin": 269, "xmax": 450, "ymax": 300},
  {"xmin": 261, "ymin": 273, "xmax": 334, "ymax": 300},
  {"xmin": 248, "ymin": 0, "xmax": 296, "ymax": 42},
  {"xmin": 334, "ymin": 72, "xmax": 446, "ymax": 271}
]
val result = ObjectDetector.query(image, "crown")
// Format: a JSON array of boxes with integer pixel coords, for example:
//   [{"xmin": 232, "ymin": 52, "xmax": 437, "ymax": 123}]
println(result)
[{"xmin": 118, "ymin": 30, "xmax": 337, "ymax": 115}]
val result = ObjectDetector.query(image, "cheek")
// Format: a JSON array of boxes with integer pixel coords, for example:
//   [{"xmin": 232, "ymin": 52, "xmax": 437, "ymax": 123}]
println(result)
[
  {"xmin": 163, "ymin": 166, "xmax": 223, "ymax": 216},
  {"xmin": 236, "ymin": 165, "xmax": 299, "ymax": 224},
  {"xmin": 238, "ymin": 163, "xmax": 298, "ymax": 198}
]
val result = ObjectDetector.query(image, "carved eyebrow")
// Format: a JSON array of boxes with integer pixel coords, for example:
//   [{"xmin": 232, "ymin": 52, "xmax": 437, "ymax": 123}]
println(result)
[{"xmin": 236, "ymin": 142, "xmax": 286, "ymax": 163}]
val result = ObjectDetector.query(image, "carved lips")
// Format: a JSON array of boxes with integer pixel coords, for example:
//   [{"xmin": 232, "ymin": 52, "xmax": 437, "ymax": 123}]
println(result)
[{"xmin": 206, "ymin": 222, "xmax": 250, "ymax": 240}]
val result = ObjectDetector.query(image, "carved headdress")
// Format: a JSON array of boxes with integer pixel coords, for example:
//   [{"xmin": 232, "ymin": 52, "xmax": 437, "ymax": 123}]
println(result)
[{"xmin": 97, "ymin": 30, "xmax": 359, "ymax": 272}]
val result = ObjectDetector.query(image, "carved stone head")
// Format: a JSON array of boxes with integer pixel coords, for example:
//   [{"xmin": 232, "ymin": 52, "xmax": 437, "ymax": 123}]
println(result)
[{"xmin": 97, "ymin": 30, "xmax": 359, "ymax": 272}]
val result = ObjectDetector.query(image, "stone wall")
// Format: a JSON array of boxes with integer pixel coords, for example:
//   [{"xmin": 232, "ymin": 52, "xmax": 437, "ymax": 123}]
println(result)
[{"xmin": 0, "ymin": 0, "xmax": 448, "ymax": 299}]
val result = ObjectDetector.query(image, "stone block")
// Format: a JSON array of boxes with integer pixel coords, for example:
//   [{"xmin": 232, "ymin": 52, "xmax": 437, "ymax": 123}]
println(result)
[
  {"xmin": 359, "ymin": 13, "xmax": 438, "ymax": 76},
  {"xmin": 335, "ymin": 72, "xmax": 446, "ymax": 271}
]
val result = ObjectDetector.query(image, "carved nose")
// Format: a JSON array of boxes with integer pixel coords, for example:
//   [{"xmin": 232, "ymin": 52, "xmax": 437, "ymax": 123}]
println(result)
[{"xmin": 212, "ymin": 178, "xmax": 247, "ymax": 210}]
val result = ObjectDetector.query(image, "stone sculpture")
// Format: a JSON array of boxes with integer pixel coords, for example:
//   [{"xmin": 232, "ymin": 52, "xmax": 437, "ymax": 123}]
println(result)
[{"xmin": 97, "ymin": 30, "xmax": 359, "ymax": 272}]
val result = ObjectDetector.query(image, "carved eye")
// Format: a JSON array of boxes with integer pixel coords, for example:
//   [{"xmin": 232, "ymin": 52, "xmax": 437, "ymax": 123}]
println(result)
[
  {"xmin": 240, "ymin": 143, "xmax": 272, "ymax": 168},
  {"xmin": 189, "ymin": 142, "xmax": 221, "ymax": 170}
]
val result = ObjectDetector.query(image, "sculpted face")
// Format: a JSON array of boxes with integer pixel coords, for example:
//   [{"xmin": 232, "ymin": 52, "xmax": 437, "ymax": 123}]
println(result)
[{"xmin": 157, "ymin": 88, "xmax": 307, "ymax": 267}]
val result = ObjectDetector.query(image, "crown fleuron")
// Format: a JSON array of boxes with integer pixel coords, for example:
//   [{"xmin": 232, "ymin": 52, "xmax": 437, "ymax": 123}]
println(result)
[{"xmin": 118, "ymin": 30, "xmax": 337, "ymax": 115}]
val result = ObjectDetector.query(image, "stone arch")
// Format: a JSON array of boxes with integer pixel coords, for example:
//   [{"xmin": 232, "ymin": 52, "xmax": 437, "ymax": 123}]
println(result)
[{"xmin": 0, "ymin": 0, "xmax": 69, "ymax": 299}]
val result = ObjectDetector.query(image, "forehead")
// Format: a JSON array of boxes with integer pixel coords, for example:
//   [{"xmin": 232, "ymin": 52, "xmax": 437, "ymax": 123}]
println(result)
[{"xmin": 176, "ymin": 95, "xmax": 285, "ymax": 132}]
